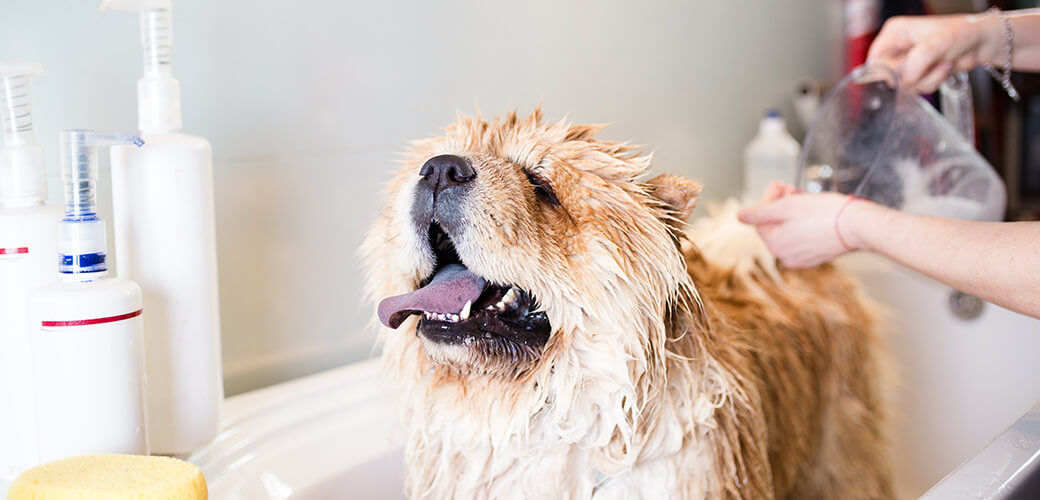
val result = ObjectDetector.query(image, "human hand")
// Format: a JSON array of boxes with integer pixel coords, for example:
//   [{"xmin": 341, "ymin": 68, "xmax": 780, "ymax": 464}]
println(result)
[
  {"xmin": 737, "ymin": 183, "xmax": 871, "ymax": 268},
  {"xmin": 867, "ymin": 13, "xmax": 1003, "ymax": 93}
]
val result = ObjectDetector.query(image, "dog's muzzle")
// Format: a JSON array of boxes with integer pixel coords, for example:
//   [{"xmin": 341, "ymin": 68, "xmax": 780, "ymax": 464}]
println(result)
[
  {"xmin": 377, "ymin": 154, "xmax": 551, "ymax": 354},
  {"xmin": 410, "ymin": 154, "xmax": 474, "ymax": 234}
]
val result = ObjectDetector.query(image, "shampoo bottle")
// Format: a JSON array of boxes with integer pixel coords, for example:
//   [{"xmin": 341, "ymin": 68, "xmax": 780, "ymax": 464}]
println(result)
[
  {"xmin": 29, "ymin": 130, "xmax": 148, "ymax": 463},
  {"xmin": 103, "ymin": 0, "xmax": 223, "ymax": 454},
  {"xmin": 0, "ymin": 62, "xmax": 63, "ymax": 484},
  {"xmin": 743, "ymin": 110, "xmax": 801, "ymax": 203}
]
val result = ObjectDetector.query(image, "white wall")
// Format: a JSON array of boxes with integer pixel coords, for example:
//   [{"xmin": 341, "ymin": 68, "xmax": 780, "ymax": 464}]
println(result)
[{"xmin": 1, "ymin": 0, "xmax": 840, "ymax": 394}]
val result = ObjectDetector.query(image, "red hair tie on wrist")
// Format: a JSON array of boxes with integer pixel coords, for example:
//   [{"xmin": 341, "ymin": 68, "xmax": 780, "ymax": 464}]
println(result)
[{"xmin": 835, "ymin": 195, "xmax": 861, "ymax": 252}]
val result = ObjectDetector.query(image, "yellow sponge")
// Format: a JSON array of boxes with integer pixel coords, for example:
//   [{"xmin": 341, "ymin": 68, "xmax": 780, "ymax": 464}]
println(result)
[{"xmin": 7, "ymin": 454, "xmax": 207, "ymax": 500}]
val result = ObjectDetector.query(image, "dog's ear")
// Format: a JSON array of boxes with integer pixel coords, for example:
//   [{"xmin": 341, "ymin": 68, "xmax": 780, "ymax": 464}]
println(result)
[{"xmin": 644, "ymin": 174, "xmax": 701, "ymax": 224}]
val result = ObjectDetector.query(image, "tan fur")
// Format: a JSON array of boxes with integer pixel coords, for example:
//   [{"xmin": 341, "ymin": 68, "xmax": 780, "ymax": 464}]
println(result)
[{"xmin": 362, "ymin": 109, "xmax": 893, "ymax": 499}]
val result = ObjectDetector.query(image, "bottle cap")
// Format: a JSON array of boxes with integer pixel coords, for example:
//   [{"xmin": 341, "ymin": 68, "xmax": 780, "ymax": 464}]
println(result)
[{"xmin": 761, "ymin": 109, "xmax": 787, "ymax": 133}]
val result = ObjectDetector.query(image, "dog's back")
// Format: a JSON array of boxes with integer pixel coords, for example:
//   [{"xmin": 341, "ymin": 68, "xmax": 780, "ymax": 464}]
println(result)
[{"xmin": 662, "ymin": 204, "xmax": 893, "ymax": 499}]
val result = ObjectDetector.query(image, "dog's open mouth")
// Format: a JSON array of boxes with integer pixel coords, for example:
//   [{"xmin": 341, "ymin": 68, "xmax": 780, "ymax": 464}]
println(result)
[{"xmin": 377, "ymin": 223, "xmax": 551, "ymax": 349}]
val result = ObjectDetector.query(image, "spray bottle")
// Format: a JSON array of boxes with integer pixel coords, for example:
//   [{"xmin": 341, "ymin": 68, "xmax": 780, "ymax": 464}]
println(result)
[
  {"xmin": 29, "ymin": 130, "xmax": 149, "ymax": 463},
  {"xmin": 0, "ymin": 62, "xmax": 63, "ymax": 484},
  {"xmin": 102, "ymin": 0, "xmax": 223, "ymax": 454}
]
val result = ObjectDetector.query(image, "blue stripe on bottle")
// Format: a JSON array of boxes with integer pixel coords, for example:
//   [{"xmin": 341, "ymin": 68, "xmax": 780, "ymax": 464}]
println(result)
[{"xmin": 59, "ymin": 252, "xmax": 107, "ymax": 273}]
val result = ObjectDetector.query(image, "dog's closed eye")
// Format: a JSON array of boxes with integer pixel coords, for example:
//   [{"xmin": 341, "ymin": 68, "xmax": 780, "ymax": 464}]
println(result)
[{"xmin": 524, "ymin": 170, "xmax": 560, "ymax": 206}]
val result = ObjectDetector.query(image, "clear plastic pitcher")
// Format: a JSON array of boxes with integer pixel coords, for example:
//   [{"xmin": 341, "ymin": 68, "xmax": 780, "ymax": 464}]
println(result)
[{"xmin": 797, "ymin": 64, "xmax": 1006, "ymax": 221}]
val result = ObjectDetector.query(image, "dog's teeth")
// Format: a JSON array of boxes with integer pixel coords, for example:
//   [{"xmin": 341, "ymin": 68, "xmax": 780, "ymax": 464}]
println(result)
[
  {"xmin": 501, "ymin": 287, "xmax": 519, "ymax": 308},
  {"xmin": 448, "ymin": 313, "xmax": 459, "ymax": 323},
  {"xmin": 423, "ymin": 312, "xmax": 433, "ymax": 319},
  {"xmin": 460, "ymin": 301, "xmax": 472, "ymax": 321}
]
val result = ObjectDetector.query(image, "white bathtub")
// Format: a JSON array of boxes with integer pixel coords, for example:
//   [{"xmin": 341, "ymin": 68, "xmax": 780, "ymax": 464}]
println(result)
[
  {"xmin": 192, "ymin": 257, "xmax": 1040, "ymax": 499},
  {"xmin": 844, "ymin": 255, "xmax": 1040, "ymax": 498},
  {"xmin": 190, "ymin": 360, "xmax": 405, "ymax": 499}
]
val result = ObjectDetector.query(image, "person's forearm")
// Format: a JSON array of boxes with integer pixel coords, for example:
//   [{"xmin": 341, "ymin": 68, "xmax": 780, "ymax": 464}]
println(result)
[{"xmin": 844, "ymin": 203, "xmax": 1040, "ymax": 318}]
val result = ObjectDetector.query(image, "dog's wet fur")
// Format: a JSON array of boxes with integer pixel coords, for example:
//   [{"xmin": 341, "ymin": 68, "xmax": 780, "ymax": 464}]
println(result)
[{"xmin": 363, "ymin": 109, "xmax": 892, "ymax": 499}]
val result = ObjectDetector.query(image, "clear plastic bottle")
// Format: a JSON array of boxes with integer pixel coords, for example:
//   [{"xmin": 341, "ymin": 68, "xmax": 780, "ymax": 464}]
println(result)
[
  {"xmin": 0, "ymin": 62, "xmax": 63, "ymax": 486},
  {"xmin": 103, "ymin": 0, "xmax": 223, "ymax": 454},
  {"xmin": 29, "ymin": 130, "xmax": 149, "ymax": 463},
  {"xmin": 743, "ymin": 110, "xmax": 801, "ymax": 203}
]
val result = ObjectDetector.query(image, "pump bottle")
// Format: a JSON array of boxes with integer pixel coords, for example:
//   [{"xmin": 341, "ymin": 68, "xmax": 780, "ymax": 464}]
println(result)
[
  {"xmin": 0, "ymin": 62, "xmax": 63, "ymax": 484},
  {"xmin": 743, "ymin": 110, "xmax": 801, "ymax": 203},
  {"xmin": 102, "ymin": 0, "xmax": 223, "ymax": 454},
  {"xmin": 29, "ymin": 130, "xmax": 149, "ymax": 463}
]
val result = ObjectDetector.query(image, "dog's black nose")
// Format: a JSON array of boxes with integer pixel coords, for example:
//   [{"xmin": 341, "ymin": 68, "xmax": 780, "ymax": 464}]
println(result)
[
  {"xmin": 412, "ymin": 154, "xmax": 474, "ymax": 235},
  {"xmin": 419, "ymin": 155, "xmax": 475, "ymax": 189}
]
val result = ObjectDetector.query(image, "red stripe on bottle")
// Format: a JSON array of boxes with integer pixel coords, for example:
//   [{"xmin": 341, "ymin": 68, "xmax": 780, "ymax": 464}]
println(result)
[
  {"xmin": 41, "ymin": 309, "xmax": 142, "ymax": 328},
  {"xmin": 0, "ymin": 247, "xmax": 29, "ymax": 255}
]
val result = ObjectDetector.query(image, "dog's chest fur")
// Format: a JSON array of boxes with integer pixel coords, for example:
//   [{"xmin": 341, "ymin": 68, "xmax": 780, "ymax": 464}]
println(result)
[{"xmin": 396, "ymin": 342, "xmax": 727, "ymax": 499}]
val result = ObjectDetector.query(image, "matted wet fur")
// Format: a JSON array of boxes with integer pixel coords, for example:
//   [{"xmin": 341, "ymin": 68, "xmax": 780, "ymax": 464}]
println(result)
[{"xmin": 362, "ymin": 109, "xmax": 892, "ymax": 499}]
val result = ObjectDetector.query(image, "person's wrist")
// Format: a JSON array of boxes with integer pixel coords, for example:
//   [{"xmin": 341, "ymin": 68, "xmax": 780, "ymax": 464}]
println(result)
[
  {"xmin": 971, "ymin": 12, "xmax": 1005, "ymax": 66},
  {"xmin": 837, "ymin": 199, "xmax": 883, "ymax": 252}
]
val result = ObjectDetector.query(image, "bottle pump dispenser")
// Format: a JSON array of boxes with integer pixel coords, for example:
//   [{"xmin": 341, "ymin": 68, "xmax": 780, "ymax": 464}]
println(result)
[
  {"xmin": 0, "ymin": 61, "xmax": 62, "ymax": 487},
  {"xmin": 0, "ymin": 62, "xmax": 47, "ymax": 206},
  {"xmin": 57, "ymin": 131, "xmax": 144, "ymax": 274},
  {"xmin": 30, "ymin": 130, "xmax": 149, "ymax": 463},
  {"xmin": 103, "ymin": 0, "xmax": 224, "ymax": 455}
]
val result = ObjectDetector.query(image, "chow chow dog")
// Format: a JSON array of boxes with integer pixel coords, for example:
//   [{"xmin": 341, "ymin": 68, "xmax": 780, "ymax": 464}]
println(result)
[{"xmin": 362, "ymin": 109, "xmax": 892, "ymax": 499}]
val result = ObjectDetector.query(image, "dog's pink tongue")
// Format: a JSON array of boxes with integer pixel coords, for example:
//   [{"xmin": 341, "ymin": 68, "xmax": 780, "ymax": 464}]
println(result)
[{"xmin": 378, "ymin": 264, "xmax": 486, "ymax": 329}]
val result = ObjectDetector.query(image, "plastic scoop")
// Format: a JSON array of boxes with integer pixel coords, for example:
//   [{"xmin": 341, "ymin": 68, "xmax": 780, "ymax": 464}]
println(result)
[{"xmin": 797, "ymin": 64, "xmax": 1006, "ymax": 221}]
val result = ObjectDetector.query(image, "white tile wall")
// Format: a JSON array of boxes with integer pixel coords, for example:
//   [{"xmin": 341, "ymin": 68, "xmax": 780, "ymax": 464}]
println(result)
[{"xmin": 2, "ymin": 0, "xmax": 841, "ymax": 394}]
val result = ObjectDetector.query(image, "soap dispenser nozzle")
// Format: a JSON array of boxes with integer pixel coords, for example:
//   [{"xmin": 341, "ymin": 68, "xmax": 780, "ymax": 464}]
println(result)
[
  {"xmin": 58, "ymin": 130, "xmax": 144, "ymax": 275},
  {"xmin": 61, "ymin": 130, "xmax": 144, "ymax": 222},
  {"xmin": 0, "ymin": 62, "xmax": 46, "ymax": 206},
  {"xmin": 100, "ymin": 0, "xmax": 182, "ymax": 133}
]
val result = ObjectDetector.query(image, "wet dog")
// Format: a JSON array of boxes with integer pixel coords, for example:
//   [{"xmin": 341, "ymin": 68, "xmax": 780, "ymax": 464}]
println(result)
[{"xmin": 363, "ymin": 109, "xmax": 892, "ymax": 499}]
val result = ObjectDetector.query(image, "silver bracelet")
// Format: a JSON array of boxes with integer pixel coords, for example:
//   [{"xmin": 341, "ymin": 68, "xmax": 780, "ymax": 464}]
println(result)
[{"xmin": 983, "ymin": 7, "xmax": 1021, "ymax": 101}]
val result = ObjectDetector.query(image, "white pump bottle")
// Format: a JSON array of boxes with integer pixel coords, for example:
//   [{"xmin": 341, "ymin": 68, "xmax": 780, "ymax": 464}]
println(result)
[
  {"xmin": 29, "ymin": 130, "xmax": 149, "ymax": 463},
  {"xmin": 0, "ymin": 62, "xmax": 63, "ymax": 485},
  {"xmin": 102, "ymin": 0, "xmax": 223, "ymax": 455},
  {"xmin": 743, "ymin": 110, "xmax": 801, "ymax": 203}
]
